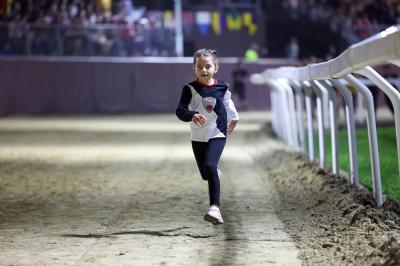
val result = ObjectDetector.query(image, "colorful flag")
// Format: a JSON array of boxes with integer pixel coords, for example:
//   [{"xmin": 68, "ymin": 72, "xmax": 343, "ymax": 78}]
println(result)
[
  {"xmin": 226, "ymin": 13, "xmax": 242, "ymax": 32},
  {"xmin": 182, "ymin": 11, "xmax": 195, "ymax": 35},
  {"xmin": 242, "ymin": 12, "xmax": 257, "ymax": 35},
  {"xmin": 220, "ymin": 10, "xmax": 226, "ymax": 33},
  {"xmin": 196, "ymin": 11, "xmax": 211, "ymax": 35},
  {"xmin": 211, "ymin": 11, "xmax": 221, "ymax": 35}
]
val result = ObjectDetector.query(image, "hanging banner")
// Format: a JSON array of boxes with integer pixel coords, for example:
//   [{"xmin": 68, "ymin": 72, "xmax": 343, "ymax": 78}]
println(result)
[
  {"xmin": 242, "ymin": 12, "xmax": 257, "ymax": 35},
  {"xmin": 226, "ymin": 13, "xmax": 242, "ymax": 32},
  {"xmin": 220, "ymin": 10, "xmax": 226, "ymax": 34},
  {"xmin": 211, "ymin": 11, "xmax": 221, "ymax": 35},
  {"xmin": 178, "ymin": 10, "xmax": 258, "ymax": 36},
  {"xmin": 196, "ymin": 11, "xmax": 211, "ymax": 35},
  {"xmin": 182, "ymin": 11, "xmax": 195, "ymax": 35}
]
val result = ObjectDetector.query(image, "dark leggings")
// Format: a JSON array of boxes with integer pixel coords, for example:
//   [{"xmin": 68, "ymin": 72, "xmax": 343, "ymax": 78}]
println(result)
[{"xmin": 191, "ymin": 138, "xmax": 226, "ymax": 207}]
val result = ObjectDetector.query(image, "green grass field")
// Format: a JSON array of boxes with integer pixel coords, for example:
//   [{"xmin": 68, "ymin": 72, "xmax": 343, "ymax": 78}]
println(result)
[{"xmin": 314, "ymin": 127, "xmax": 400, "ymax": 202}]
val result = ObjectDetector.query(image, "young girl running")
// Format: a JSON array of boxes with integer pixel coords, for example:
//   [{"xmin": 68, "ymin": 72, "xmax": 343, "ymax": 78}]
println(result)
[{"xmin": 176, "ymin": 49, "xmax": 239, "ymax": 225}]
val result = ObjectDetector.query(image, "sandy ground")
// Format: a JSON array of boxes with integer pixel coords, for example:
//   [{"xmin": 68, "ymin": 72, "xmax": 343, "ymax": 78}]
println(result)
[
  {"xmin": 0, "ymin": 112, "xmax": 300, "ymax": 266},
  {"xmin": 2, "ymin": 111, "xmax": 400, "ymax": 266}
]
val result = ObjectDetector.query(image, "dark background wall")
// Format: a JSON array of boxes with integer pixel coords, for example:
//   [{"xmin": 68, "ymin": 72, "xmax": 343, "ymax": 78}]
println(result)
[{"xmin": 0, "ymin": 57, "xmax": 293, "ymax": 116}]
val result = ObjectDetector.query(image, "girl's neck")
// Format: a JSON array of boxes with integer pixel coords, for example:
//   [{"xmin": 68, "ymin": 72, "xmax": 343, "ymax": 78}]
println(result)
[{"xmin": 197, "ymin": 78, "xmax": 216, "ymax": 87}]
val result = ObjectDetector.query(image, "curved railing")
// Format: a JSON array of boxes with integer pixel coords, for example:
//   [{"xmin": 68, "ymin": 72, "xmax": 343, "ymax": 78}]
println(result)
[{"xmin": 251, "ymin": 25, "xmax": 400, "ymax": 207}]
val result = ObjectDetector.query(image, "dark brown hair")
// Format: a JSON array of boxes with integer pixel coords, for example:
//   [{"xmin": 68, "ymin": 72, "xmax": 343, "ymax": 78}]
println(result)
[{"xmin": 192, "ymin": 49, "xmax": 219, "ymax": 66}]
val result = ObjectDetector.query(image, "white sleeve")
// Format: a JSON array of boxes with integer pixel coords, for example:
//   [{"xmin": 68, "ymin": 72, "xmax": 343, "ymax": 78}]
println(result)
[{"xmin": 223, "ymin": 90, "xmax": 239, "ymax": 121}]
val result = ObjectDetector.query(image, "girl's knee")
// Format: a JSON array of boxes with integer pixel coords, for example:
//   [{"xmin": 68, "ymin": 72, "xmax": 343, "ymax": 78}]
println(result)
[
  {"xmin": 204, "ymin": 164, "xmax": 218, "ymax": 180},
  {"xmin": 205, "ymin": 163, "xmax": 217, "ymax": 173}
]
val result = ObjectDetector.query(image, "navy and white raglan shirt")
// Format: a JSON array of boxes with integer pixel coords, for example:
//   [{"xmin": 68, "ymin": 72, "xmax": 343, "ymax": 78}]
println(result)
[{"xmin": 176, "ymin": 79, "xmax": 239, "ymax": 142}]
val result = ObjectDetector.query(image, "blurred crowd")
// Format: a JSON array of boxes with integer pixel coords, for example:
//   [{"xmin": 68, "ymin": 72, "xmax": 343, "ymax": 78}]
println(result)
[
  {"xmin": 3, "ymin": 0, "xmax": 141, "ymax": 26},
  {"xmin": 277, "ymin": 0, "xmax": 399, "ymax": 64},
  {"xmin": 1, "ymin": 0, "xmax": 399, "ymax": 58},
  {"xmin": 282, "ymin": 0, "xmax": 399, "ymax": 41},
  {"xmin": 0, "ymin": 0, "xmax": 175, "ymax": 56}
]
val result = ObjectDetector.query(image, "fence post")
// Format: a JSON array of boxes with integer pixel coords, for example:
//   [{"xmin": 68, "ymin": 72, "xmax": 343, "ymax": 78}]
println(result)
[
  {"xmin": 291, "ymin": 81, "xmax": 306, "ymax": 153},
  {"xmin": 312, "ymin": 80, "xmax": 327, "ymax": 169},
  {"xmin": 320, "ymin": 80, "xmax": 340, "ymax": 175},
  {"xmin": 331, "ymin": 79, "xmax": 360, "ymax": 187},
  {"xmin": 356, "ymin": 66, "xmax": 400, "ymax": 178},
  {"xmin": 270, "ymin": 90, "xmax": 279, "ymax": 136},
  {"xmin": 344, "ymin": 74, "xmax": 383, "ymax": 207},
  {"xmin": 278, "ymin": 79, "xmax": 300, "ymax": 149},
  {"xmin": 250, "ymin": 73, "xmax": 282, "ymax": 139},
  {"xmin": 265, "ymin": 79, "xmax": 293, "ymax": 144},
  {"xmin": 303, "ymin": 81, "xmax": 315, "ymax": 161}
]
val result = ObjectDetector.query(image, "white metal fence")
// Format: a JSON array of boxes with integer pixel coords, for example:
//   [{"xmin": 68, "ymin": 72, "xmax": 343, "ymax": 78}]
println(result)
[{"xmin": 251, "ymin": 25, "xmax": 400, "ymax": 207}]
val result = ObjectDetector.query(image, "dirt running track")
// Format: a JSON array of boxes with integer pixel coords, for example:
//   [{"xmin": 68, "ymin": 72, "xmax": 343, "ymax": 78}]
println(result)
[
  {"xmin": 3, "ymin": 112, "xmax": 400, "ymax": 266},
  {"xmin": 0, "ymin": 112, "xmax": 301, "ymax": 266}
]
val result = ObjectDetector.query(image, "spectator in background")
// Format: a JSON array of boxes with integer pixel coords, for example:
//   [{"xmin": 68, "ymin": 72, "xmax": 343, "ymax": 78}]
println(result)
[
  {"xmin": 259, "ymin": 44, "xmax": 268, "ymax": 58},
  {"xmin": 0, "ymin": 0, "xmax": 8, "ymax": 19},
  {"xmin": 324, "ymin": 44, "xmax": 337, "ymax": 60},
  {"xmin": 245, "ymin": 42, "xmax": 259, "ymax": 62},
  {"xmin": 286, "ymin": 36, "xmax": 299, "ymax": 60},
  {"xmin": 353, "ymin": 12, "xmax": 373, "ymax": 40},
  {"xmin": 231, "ymin": 58, "xmax": 249, "ymax": 110},
  {"xmin": 284, "ymin": 0, "xmax": 300, "ymax": 19}
]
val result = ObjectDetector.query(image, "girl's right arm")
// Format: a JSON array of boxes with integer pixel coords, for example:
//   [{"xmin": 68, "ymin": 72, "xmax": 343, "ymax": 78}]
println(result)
[{"xmin": 176, "ymin": 85, "xmax": 198, "ymax": 122}]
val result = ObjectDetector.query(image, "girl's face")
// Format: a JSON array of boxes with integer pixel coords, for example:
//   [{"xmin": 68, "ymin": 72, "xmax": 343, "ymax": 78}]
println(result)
[{"xmin": 193, "ymin": 55, "xmax": 218, "ymax": 84}]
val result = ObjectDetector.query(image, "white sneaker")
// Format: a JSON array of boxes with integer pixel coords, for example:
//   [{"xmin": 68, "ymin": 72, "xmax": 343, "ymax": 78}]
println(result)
[{"xmin": 204, "ymin": 206, "xmax": 224, "ymax": 225}]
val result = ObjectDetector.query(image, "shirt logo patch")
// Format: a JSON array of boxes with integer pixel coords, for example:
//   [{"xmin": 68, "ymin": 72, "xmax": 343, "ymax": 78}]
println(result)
[{"xmin": 202, "ymin": 97, "xmax": 216, "ymax": 113}]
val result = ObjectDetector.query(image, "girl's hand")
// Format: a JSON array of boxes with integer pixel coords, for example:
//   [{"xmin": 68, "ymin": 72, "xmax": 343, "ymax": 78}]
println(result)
[
  {"xmin": 227, "ymin": 120, "xmax": 238, "ymax": 134},
  {"xmin": 192, "ymin": 113, "xmax": 207, "ymax": 127}
]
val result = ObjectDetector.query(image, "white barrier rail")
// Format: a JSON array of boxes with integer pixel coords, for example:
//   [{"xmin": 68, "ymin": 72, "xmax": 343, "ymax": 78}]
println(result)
[{"xmin": 251, "ymin": 25, "xmax": 400, "ymax": 207}]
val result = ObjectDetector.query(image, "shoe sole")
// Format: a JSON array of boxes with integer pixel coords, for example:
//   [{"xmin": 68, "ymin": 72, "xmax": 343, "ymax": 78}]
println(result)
[{"xmin": 204, "ymin": 214, "xmax": 223, "ymax": 225}]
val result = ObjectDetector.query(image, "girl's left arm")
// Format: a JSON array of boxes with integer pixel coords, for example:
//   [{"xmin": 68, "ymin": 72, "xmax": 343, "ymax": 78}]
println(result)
[
  {"xmin": 223, "ymin": 89, "xmax": 239, "ymax": 134},
  {"xmin": 224, "ymin": 89, "xmax": 239, "ymax": 121}
]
